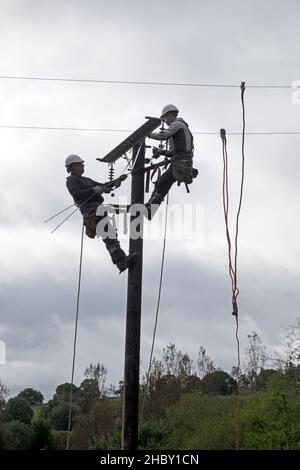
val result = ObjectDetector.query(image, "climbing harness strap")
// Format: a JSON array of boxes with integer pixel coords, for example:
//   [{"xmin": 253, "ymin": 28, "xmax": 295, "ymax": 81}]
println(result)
[
  {"xmin": 150, "ymin": 166, "xmax": 162, "ymax": 186},
  {"xmin": 145, "ymin": 168, "xmax": 150, "ymax": 193}
]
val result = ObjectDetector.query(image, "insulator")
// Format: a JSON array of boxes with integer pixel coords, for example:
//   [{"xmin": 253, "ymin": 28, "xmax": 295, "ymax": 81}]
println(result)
[
  {"xmin": 108, "ymin": 163, "xmax": 115, "ymax": 181},
  {"xmin": 159, "ymin": 123, "xmax": 165, "ymax": 150}
]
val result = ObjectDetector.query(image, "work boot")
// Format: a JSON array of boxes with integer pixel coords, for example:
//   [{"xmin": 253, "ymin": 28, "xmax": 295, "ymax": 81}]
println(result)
[
  {"xmin": 145, "ymin": 191, "xmax": 165, "ymax": 220},
  {"xmin": 115, "ymin": 252, "xmax": 139, "ymax": 273}
]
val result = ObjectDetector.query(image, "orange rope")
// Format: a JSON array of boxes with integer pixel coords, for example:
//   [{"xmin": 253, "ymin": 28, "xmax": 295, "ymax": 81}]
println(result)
[{"xmin": 220, "ymin": 82, "xmax": 246, "ymax": 450}]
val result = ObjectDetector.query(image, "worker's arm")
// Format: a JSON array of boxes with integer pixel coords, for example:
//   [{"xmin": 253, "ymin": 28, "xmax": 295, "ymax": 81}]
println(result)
[
  {"xmin": 66, "ymin": 177, "xmax": 104, "ymax": 203},
  {"xmin": 66, "ymin": 179, "xmax": 94, "ymax": 201},
  {"xmin": 148, "ymin": 120, "xmax": 182, "ymax": 140},
  {"xmin": 101, "ymin": 174, "xmax": 127, "ymax": 192},
  {"xmin": 87, "ymin": 176, "xmax": 124, "ymax": 193}
]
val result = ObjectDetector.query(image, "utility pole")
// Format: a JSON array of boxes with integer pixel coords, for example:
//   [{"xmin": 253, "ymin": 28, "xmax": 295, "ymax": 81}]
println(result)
[{"xmin": 122, "ymin": 140, "xmax": 145, "ymax": 450}]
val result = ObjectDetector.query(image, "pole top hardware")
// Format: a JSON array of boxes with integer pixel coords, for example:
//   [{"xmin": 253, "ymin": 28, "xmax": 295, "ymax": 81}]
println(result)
[{"xmin": 97, "ymin": 117, "xmax": 161, "ymax": 164}]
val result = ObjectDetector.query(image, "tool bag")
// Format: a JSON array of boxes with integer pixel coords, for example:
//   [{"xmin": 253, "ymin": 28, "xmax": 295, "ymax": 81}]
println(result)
[
  {"xmin": 80, "ymin": 202, "xmax": 100, "ymax": 239},
  {"xmin": 83, "ymin": 214, "xmax": 98, "ymax": 238},
  {"xmin": 172, "ymin": 154, "xmax": 194, "ymax": 184}
]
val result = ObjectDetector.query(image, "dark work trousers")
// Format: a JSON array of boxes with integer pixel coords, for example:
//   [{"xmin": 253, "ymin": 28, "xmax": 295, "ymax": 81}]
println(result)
[
  {"xmin": 95, "ymin": 212, "xmax": 125, "ymax": 263},
  {"xmin": 155, "ymin": 165, "xmax": 176, "ymax": 197}
]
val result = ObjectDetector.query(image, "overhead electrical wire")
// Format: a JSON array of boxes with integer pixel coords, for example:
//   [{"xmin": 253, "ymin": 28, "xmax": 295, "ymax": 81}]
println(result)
[
  {"xmin": 0, "ymin": 74, "xmax": 298, "ymax": 89},
  {"xmin": 0, "ymin": 77, "xmax": 298, "ymax": 135},
  {"xmin": 0, "ymin": 124, "xmax": 300, "ymax": 135}
]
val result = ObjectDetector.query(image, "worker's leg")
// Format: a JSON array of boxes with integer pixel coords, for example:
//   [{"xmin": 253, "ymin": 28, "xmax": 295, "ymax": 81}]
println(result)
[
  {"xmin": 154, "ymin": 165, "xmax": 176, "ymax": 197},
  {"xmin": 145, "ymin": 166, "xmax": 175, "ymax": 220},
  {"xmin": 98, "ymin": 214, "xmax": 138, "ymax": 272}
]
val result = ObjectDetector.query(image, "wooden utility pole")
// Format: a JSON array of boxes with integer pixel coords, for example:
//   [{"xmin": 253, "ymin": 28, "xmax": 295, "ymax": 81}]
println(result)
[{"xmin": 122, "ymin": 140, "xmax": 145, "ymax": 450}]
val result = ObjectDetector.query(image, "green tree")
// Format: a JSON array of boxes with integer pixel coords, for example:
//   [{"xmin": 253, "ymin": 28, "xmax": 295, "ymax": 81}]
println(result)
[
  {"xmin": 53, "ymin": 383, "xmax": 79, "ymax": 403},
  {"xmin": 31, "ymin": 416, "xmax": 53, "ymax": 450},
  {"xmin": 68, "ymin": 414, "xmax": 92, "ymax": 450},
  {"xmin": 244, "ymin": 331, "xmax": 266, "ymax": 388},
  {"xmin": 0, "ymin": 380, "xmax": 9, "ymax": 409},
  {"xmin": 71, "ymin": 398, "xmax": 122, "ymax": 450},
  {"xmin": 114, "ymin": 380, "xmax": 124, "ymax": 397},
  {"xmin": 161, "ymin": 393, "xmax": 236, "ymax": 450},
  {"xmin": 79, "ymin": 378, "xmax": 101, "ymax": 413},
  {"xmin": 141, "ymin": 344, "xmax": 196, "ymax": 420},
  {"xmin": 0, "ymin": 380, "xmax": 9, "ymax": 422},
  {"xmin": 46, "ymin": 383, "xmax": 80, "ymax": 414},
  {"xmin": 284, "ymin": 364, "xmax": 300, "ymax": 391},
  {"xmin": 255, "ymin": 369, "xmax": 279, "ymax": 390},
  {"xmin": 0, "ymin": 428, "xmax": 3, "ymax": 450},
  {"xmin": 183, "ymin": 374, "xmax": 202, "ymax": 393},
  {"xmin": 88, "ymin": 398, "xmax": 122, "ymax": 450},
  {"xmin": 6, "ymin": 397, "xmax": 33, "ymax": 425},
  {"xmin": 0, "ymin": 420, "xmax": 33, "ymax": 449},
  {"xmin": 139, "ymin": 422, "xmax": 167, "ymax": 450},
  {"xmin": 84, "ymin": 362, "xmax": 107, "ymax": 397},
  {"xmin": 162, "ymin": 343, "xmax": 193, "ymax": 380},
  {"xmin": 48, "ymin": 403, "xmax": 81, "ymax": 431},
  {"xmin": 283, "ymin": 318, "xmax": 300, "ymax": 367},
  {"xmin": 200, "ymin": 370, "xmax": 237, "ymax": 395},
  {"xmin": 17, "ymin": 388, "xmax": 44, "ymax": 406},
  {"xmin": 242, "ymin": 374, "xmax": 300, "ymax": 449},
  {"xmin": 197, "ymin": 346, "xmax": 216, "ymax": 379},
  {"xmin": 148, "ymin": 374, "xmax": 183, "ymax": 419},
  {"xmin": 231, "ymin": 366, "xmax": 250, "ymax": 390}
]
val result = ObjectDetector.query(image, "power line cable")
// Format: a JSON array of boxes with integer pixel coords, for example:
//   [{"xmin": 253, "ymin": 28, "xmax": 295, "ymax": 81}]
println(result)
[
  {"xmin": 140, "ymin": 193, "xmax": 169, "ymax": 422},
  {"xmin": 0, "ymin": 125, "xmax": 132, "ymax": 133},
  {"xmin": 1, "ymin": 124, "xmax": 300, "ymax": 135},
  {"xmin": 148, "ymin": 193, "xmax": 169, "ymax": 375},
  {"xmin": 66, "ymin": 222, "xmax": 84, "ymax": 450},
  {"xmin": 0, "ymin": 74, "xmax": 298, "ymax": 89}
]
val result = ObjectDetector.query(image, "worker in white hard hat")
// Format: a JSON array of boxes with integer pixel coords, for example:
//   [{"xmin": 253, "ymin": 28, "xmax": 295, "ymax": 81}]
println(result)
[
  {"xmin": 65, "ymin": 155, "xmax": 138, "ymax": 273},
  {"xmin": 146, "ymin": 105, "xmax": 194, "ymax": 219}
]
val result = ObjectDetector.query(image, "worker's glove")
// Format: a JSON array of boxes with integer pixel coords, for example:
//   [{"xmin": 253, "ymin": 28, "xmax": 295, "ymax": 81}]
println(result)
[
  {"xmin": 114, "ymin": 174, "xmax": 127, "ymax": 188},
  {"xmin": 93, "ymin": 185, "xmax": 103, "ymax": 194}
]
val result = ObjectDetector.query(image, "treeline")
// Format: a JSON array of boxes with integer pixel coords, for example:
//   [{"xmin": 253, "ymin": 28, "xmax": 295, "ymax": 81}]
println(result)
[{"xmin": 0, "ymin": 319, "xmax": 300, "ymax": 450}]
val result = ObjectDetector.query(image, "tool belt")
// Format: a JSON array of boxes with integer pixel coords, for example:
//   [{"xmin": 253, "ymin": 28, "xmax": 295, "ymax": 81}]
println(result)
[
  {"xmin": 80, "ymin": 202, "xmax": 100, "ymax": 239},
  {"xmin": 171, "ymin": 153, "xmax": 193, "ymax": 184},
  {"xmin": 142, "ymin": 152, "xmax": 197, "ymax": 192},
  {"xmin": 83, "ymin": 214, "xmax": 98, "ymax": 238}
]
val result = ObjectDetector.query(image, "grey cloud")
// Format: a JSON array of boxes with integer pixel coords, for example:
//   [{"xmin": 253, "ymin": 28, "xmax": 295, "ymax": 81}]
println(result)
[{"xmin": 2, "ymin": 243, "xmax": 299, "ymax": 399}]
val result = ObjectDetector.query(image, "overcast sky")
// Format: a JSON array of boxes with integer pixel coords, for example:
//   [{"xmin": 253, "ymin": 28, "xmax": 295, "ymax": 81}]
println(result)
[{"xmin": 1, "ymin": 0, "xmax": 300, "ymax": 400}]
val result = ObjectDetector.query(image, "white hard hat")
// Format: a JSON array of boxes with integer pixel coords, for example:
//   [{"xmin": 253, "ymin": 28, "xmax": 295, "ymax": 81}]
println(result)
[
  {"xmin": 65, "ymin": 154, "xmax": 85, "ymax": 168},
  {"xmin": 160, "ymin": 104, "xmax": 179, "ymax": 118}
]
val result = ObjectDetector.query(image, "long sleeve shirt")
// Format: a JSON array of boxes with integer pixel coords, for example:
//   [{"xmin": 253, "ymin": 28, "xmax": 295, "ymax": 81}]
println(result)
[
  {"xmin": 66, "ymin": 175, "xmax": 104, "ymax": 208},
  {"xmin": 149, "ymin": 118, "xmax": 194, "ymax": 154}
]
